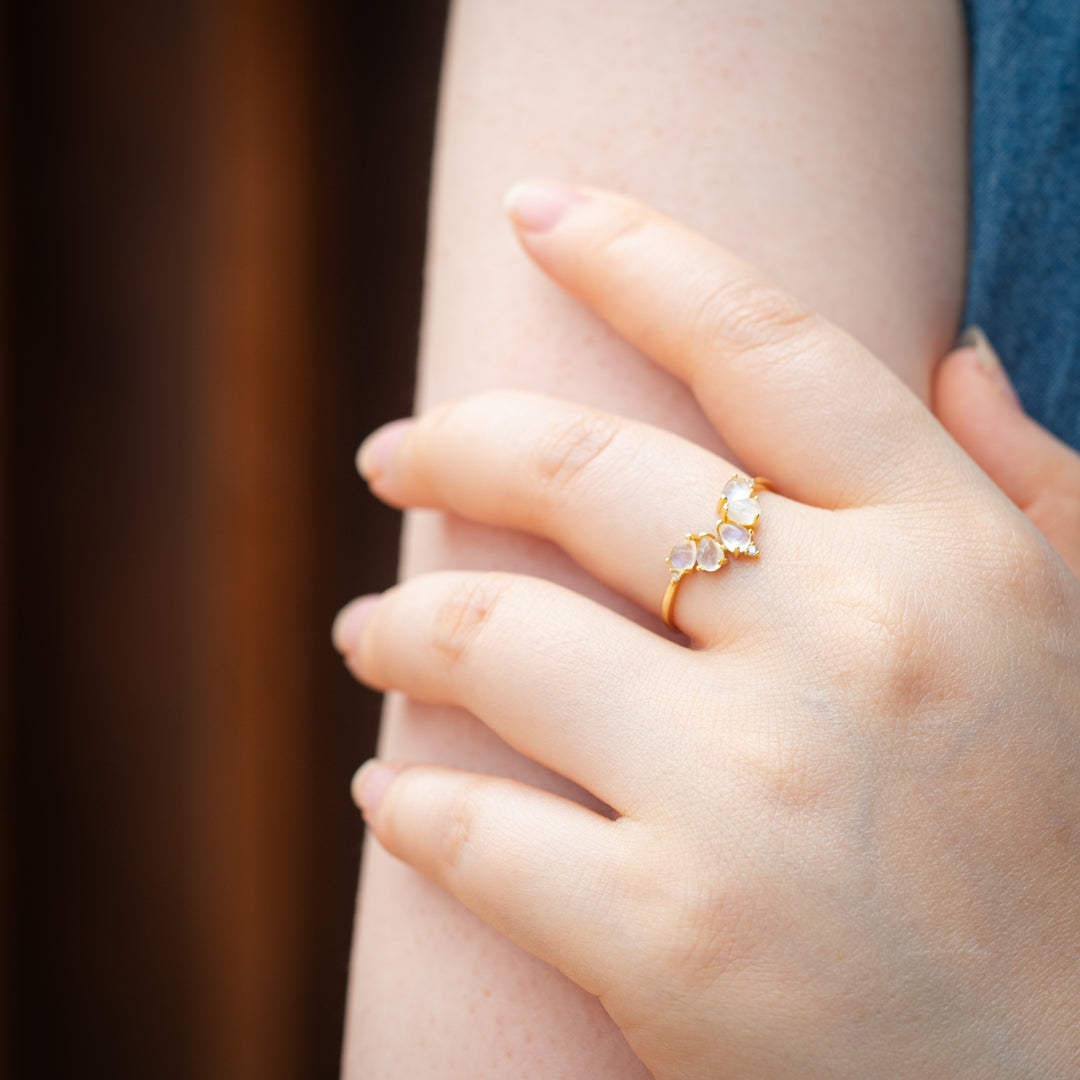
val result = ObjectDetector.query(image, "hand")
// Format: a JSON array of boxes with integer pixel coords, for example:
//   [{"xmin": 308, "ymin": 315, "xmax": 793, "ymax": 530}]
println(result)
[
  {"xmin": 934, "ymin": 326, "xmax": 1080, "ymax": 575},
  {"xmin": 334, "ymin": 185, "xmax": 1080, "ymax": 1079}
]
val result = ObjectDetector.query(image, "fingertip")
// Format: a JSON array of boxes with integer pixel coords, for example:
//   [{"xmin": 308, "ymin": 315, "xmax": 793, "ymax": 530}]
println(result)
[
  {"xmin": 503, "ymin": 180, "xmax": 586, "ymax": 234},
  {"xmin": 351, "ymin": 760, "xmax": 402, "ymax": 825},
  {"xmin": 948, "ymin": 327, "xmax": 1021, "ymax": 410},
  {"xmin": 933, "ymin": 344, "xmax": 1001, "ymax": 424},
  {"xmin": 357, "ymin": 417, "xmax": 414, "ymax": 483},
  {"xmin": 332, "ymin": 594, "xmax": 380, "ymax": 655},
  {"xmin": 934, "ymin": 341, "xmax": 1055, "ymax": 506}
]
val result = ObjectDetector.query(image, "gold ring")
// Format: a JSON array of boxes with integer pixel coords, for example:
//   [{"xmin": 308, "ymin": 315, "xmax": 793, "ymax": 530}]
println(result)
[{"xmin": 662, "ymin": 475, "xmax": 772, "ymax": 632}]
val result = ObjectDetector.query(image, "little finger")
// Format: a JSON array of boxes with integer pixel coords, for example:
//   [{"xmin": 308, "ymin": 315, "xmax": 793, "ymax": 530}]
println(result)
[{"xmin": 354, "ymin": 760, "xmax": 633, "ymax": 1000}]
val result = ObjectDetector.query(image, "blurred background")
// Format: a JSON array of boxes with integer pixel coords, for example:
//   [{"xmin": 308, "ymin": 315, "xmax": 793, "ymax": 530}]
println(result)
[{"xmin": 5, "ymin": 0, "xmax": 451, "ymax": 1075}]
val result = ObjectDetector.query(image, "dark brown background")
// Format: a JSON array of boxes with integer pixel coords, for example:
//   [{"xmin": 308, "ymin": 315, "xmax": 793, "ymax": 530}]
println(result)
[{"xmin": 5, "ymin": 1, "xmax": 450, "ymax": 1076}]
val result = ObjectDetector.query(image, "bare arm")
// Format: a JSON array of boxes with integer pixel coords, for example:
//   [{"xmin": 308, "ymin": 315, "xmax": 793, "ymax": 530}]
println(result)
[{"xmin": 344, "ymin": 1, "xmax": 968, "ymax": 1075}]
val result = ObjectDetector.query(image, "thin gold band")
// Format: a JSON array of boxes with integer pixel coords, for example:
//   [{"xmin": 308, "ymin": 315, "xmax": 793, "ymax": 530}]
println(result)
[
  {"xmin": 662, "ymin": 475, "xmax": 772, "ymax": 633},
  {"xmin": 661, "ymin": 575, "xmax": 683, "ymax": 631}
]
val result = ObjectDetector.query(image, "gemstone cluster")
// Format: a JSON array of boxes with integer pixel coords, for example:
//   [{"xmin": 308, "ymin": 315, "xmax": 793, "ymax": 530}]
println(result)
[{"xmin": 666, "ymin": 475, "xmax": 762, "ymax": 584}]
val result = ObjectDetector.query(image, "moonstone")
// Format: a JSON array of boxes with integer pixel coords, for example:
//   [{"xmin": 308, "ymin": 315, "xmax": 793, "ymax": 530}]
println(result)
[
  {"xmin": 719, "ymin": 522, "xmax": 751, "ymax": 553},
  {"xmin": 725, "ymin": 497, "xmax": 759, "ymax": 527},
  {"xmin": 721, "ymin": 476, "xmax": 753, "ymax": 505},
  {"xmin": 695, "ymin": 535, "xmax": 723, "ymax": 571},
  {"xmin": 669, "ymin": 537, "xmax": 697, "ymax": 573}
]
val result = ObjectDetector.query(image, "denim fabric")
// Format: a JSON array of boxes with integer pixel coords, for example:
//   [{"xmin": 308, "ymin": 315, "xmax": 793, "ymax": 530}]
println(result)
[{"xmin": 962, "ymin": 0, "xmax": 1080, "ymax": 449}]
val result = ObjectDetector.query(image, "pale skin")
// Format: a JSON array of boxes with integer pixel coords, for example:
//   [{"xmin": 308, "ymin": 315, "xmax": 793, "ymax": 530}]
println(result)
[
  {"xmin": 340, "ymin": 2, "xmax": 1080, "ymax": 1076},
  {"xmin": 337, "ymin": 185, "xmax": 1080, "ymax": 1079}
]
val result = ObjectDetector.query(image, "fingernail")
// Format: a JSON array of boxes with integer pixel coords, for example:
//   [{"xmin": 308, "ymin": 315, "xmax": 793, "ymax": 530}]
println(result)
[
  {"xmin": 504, "ymin": 180, "xmax": 584, "ymax": 233},
  {"xmin": 357, "ymin": 418, "xmax": 413, "ymax": 482},
  {"xmin": 331, "ymin": 594, "xmax": 380, "ymax": 654},
  {"xmin": 955, "ymin": 326, "xmax": 1021, "ymax": 409},
  {"xmin": 351, "ymin": 760, "xmax": 400, "ymax": 822}
]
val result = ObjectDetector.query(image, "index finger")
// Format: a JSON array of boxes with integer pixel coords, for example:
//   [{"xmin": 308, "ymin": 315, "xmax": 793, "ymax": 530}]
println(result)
[{"xmin": 506, "ymin": 183, "xmax": 960, "ymax": 509}]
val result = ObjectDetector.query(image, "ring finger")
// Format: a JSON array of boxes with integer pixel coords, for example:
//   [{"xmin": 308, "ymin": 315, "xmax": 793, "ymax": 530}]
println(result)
[{"xmin": 359, "ymin": 390, "xmax": 819, "ymax": 644}]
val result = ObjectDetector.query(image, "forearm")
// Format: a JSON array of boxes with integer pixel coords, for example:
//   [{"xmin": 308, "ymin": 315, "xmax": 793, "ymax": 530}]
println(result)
[{"xmin": 344, "ymin": 1, "xmax": 968, "ymax": 1075}]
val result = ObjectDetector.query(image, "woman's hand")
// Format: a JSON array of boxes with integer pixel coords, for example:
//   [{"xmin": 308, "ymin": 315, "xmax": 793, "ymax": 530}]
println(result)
[{"xmin": 334, "ymin": 185, "xmax": 1080, "ymax": 1079}]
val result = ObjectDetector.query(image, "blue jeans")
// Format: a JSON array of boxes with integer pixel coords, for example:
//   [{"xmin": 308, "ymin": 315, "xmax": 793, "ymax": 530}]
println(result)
[{"xmin": 963, "ymin": 0, "xmax": 1080, "ymax": 449}]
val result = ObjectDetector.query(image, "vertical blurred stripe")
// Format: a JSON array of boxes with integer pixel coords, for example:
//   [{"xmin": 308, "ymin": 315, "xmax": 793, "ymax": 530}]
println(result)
[
  {"xmin": 1, "ymin": 1, "xmax": 9, "ymax": 1073},
  {"xmin": 10, "ymin": 5, "xmax": 206, "ymax": 1077},
  {"xmin": 190, "ymin": 1, "xmax": 314, "ymax": 1077}
]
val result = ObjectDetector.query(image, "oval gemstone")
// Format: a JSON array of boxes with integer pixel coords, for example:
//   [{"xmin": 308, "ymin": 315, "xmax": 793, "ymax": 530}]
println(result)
[
  {"xmin": 669, "ymin": 537, "xmax": 697, "ymax": 572},
  {"xmin": 719, "ymin": 522, "xmax": 751, "ymax": 553},
  {"xmin": 725, "ymin": 497, "xmax": 759, "ymax": 527},
  {"xmin": 721, "ymin": 476, "xmax": 752, "ymax": 505},
  {"xmin": 696, "ymin": 535, "xmax": 723, "ymax": 571}
]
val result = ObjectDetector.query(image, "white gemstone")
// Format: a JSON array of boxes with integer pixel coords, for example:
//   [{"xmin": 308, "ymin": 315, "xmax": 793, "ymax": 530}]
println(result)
[
  {"xmin": 669, "ymin": 537, "xmax": 697, "ymax": 572},
  {"xmin": 725, "ymin": 497, "xmax": 759, "ymax": 527},
  {"xmin": 719, "ymin": 522, "xmax": 751, "ymax": 553},
  {"xmin": 746, "ymin": 543, "xmax": 758, "ymax": 556},
  {"xmin": 721, "ymin": 476, "xmax": 753, "ymax": 504},
  {"xmin": 695, "ymin": 535, "xmax": 723, "ymax": 571}
]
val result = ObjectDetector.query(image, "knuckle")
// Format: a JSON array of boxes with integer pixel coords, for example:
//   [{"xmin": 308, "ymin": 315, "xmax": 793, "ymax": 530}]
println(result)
[
  {"xmin": 737, "ymin": 732, "xmax": 837, "ymax": 815},
  {"xmin": 437, "ymin": 776, "xmax": 485, "ymax": 882},
  {"xmin": 430, "ymin": 572, "xmax": 512, "ymax": 667},
  {"xmin": 824, "ymin": 567, "xmax": 944, "ymax": 722},
  {"xmin": 689, "ymin": 274, "xmax": 819, "ymax": 371},
  {"xmin": 819, "ymin": 507, "xmax": 1068, "ymax": 730},
  {"xmin": 987, "ymin": 514, "xmax": 1075, "ymax": 627},
  {"xmin": 627, "ymin": 846, "xmax": 760, "ymax": 988},
  {"xmin": 531, "ymin": 408, "xmax": 622, "ymax": 496}
]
